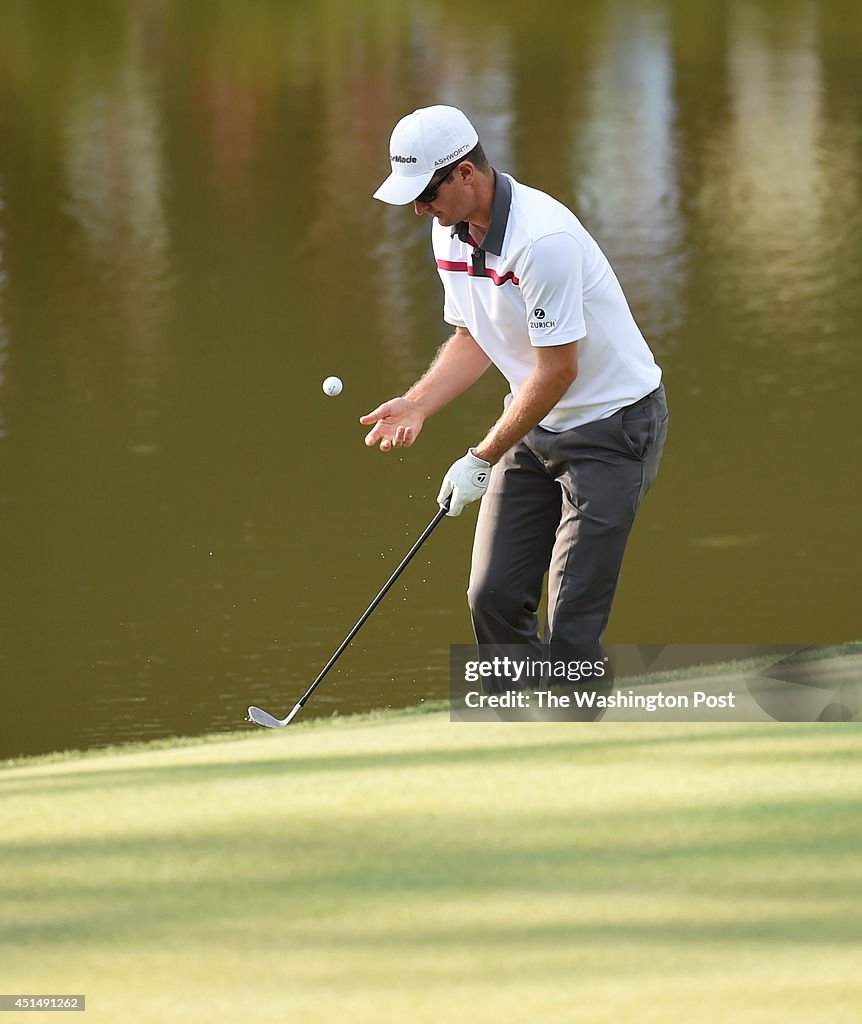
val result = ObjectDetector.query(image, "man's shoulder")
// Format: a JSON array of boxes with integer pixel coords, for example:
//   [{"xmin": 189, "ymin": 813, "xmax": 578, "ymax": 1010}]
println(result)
[{"xmin": 508, "ymin": 176, "xmax": 584, "ymax": 247}]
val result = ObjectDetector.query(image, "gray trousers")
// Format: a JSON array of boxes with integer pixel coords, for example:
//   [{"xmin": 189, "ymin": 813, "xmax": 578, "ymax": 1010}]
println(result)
[{"xmin": 468, "ymin": 384, "xmax": 668, "ymax": 651}]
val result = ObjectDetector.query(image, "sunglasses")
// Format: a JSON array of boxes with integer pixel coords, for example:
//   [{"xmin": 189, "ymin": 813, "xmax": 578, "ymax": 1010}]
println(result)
[{"xmin": 416, "ymin": 159, "xmax": 465, "ymax": 204}]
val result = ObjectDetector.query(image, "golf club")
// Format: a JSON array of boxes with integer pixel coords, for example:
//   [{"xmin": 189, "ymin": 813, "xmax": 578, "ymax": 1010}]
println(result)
[{"xmin": 247, "ymin": 500, "xmax": 450, "ymax": 728}]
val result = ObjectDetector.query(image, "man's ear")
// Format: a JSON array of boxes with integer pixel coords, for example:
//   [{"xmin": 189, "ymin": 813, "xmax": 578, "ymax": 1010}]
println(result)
[{"xmin": 458, "ymin": 161, "xmax": 476, "ymax": 186}]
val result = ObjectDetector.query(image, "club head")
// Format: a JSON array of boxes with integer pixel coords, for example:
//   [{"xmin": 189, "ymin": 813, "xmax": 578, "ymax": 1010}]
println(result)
[{"xmin": 247, "ymin": 706, "xmax": 287, "ymax": 729}]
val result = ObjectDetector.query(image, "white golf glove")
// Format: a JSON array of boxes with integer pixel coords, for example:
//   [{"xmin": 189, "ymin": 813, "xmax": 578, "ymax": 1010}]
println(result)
[{"xmin": 437, "ymin": 449, "xmax": 491, "ymax": 517}]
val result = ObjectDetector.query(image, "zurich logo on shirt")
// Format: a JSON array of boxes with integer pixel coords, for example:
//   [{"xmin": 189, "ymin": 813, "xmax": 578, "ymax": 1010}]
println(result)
[{"xmin": 530, "ymin": 307, "xmax": 556, "ymax": 329}]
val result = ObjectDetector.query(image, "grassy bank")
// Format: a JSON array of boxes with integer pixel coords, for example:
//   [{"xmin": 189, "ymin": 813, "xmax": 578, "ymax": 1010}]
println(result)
[{"xmin": 2, "ymin": 711, "xmax": 861, "ymax": 1022}]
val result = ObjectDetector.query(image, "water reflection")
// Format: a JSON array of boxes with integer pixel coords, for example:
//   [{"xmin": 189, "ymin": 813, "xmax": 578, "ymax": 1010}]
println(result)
[
  {"xmin": 573, "ymin": 3, "xmax": 684, "ymax": 338},
  {"xmin": 61, "ymin": 16, "xmax": 172, "ymax": 462},
  {"xmin": 0, "ymin": 0, "xmax": 859, "ymax": 757},
  {"xmin": 702, "ymin": 3, "xmax": 830, "ymax": 330},
  {"xmin": 0, "ymin": 185, "xmax": 7, "ymax": 441}
]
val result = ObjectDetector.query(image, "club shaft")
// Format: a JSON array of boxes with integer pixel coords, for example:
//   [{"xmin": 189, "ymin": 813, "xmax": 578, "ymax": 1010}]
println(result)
[{"xmin": 297, "ymin": 504, "xmax": 449, "ymax": 709}]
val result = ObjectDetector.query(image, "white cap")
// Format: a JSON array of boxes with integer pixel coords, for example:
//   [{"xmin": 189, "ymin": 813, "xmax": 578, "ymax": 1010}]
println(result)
[{"xmin": 373, "ymin": 106, "xmax": 479, "ymax": 205}]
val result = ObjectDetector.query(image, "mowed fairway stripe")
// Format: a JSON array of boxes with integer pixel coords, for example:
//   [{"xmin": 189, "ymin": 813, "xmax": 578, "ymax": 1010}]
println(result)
[{"xmin": 2, "ymin": 715, "xmax": 861, "ymax": 1023}]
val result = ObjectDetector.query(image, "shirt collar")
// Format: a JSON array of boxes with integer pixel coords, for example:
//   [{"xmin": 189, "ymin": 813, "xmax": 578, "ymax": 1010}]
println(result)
[{"xmin": 451, "ymin": 168, "xmax": 512, "ymax": 256}]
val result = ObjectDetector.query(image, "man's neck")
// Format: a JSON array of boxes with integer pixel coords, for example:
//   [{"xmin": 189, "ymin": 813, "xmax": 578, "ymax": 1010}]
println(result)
[{"xmin": 467, "ymin": 168, "xmax": 496, "ymax": 241}]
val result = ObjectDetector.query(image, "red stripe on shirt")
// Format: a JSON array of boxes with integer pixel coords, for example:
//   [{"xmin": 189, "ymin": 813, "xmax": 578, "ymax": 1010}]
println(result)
[{"xmin": 436, "ymin": 259, "xmax": 519, "ymax": 287}]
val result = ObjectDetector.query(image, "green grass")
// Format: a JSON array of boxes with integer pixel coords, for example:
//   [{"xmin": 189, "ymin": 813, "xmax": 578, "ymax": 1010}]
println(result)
[{"xmin": 2, "ymin": 712, "xmax": 861, "ymax": 1023}]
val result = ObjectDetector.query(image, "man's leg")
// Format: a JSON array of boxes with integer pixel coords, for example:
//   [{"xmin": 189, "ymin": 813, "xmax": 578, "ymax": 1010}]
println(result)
[
  {"xmin": 467, "ymin": 439, "xmax": 561, "ymax": 652},
  {"xmin": 544, "ymin": 386, "xmax": 668, "ymax": 647}
]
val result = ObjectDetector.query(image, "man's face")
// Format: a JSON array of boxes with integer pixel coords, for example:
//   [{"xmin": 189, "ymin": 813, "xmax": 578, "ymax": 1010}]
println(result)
[{"xmin": 413, "ymin": 162, "xmax": 471, "ymax": 225}]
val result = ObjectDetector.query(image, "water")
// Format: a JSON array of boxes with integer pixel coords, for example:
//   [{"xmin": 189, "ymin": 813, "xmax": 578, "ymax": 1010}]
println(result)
[{"xmin": 1, "ymin": 0, "xmax": 859, "ymax": 757}]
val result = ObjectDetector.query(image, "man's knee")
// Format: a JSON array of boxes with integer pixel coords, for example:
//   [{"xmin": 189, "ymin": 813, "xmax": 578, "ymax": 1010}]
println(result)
[{"xmin": 467, "ymin": 572, "xmax": 528, "ymax": 624}]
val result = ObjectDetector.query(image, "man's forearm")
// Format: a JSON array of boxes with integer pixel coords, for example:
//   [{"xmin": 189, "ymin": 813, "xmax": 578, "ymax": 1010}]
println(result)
[
  {"xmin": 406, "ymin": 329, "xmax": 492, "ymax": 417},
  {"xmin": 473, "ymin": 363, "xmax": 576, "ymax": 465}
]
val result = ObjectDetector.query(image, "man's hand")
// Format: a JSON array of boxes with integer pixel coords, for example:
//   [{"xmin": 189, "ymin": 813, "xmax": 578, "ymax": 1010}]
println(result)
[
  {"xmin": 437, "ymin": 449, "xmax": 491, "ymax": 516},
  {"xmin": 360, "ymin": 397, "xmax": 426, "ymax": 452}
]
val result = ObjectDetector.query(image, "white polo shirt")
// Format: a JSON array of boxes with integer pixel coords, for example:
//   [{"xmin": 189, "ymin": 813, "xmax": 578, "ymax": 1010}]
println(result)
[{"xmin": 433, "ymin": 171, "xmax": 661, "ymax": 431}]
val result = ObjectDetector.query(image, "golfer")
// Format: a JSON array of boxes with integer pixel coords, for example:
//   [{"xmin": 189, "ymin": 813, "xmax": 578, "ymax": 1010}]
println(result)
[{"xmin": 361, "ymin": 105, "xmax": 668, "ymax": 654}]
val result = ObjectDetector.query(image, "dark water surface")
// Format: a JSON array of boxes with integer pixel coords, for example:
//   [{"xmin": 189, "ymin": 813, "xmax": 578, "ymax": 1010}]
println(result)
[{"xmin": 1, "ymin": 1, "xmax": 859, "ymax": 757}]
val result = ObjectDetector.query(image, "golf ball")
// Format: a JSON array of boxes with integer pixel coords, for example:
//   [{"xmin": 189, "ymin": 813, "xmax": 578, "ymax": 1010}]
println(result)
[{"xmin": 322, "ymin": 375, "xmax": 343, "ymax": 397}]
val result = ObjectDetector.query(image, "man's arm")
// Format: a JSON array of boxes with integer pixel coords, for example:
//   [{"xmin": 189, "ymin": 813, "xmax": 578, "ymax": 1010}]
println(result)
[
  {"xmin": 472, "ymin": 341, "xmax": 578, "ymax": 464},
  {"xmin": 360, "ymin": 327, "xmax": 491, "ymax": 452},
  {"xmin": 437, "ymin": 340, "xmax": 578, "ymax": 515}
]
